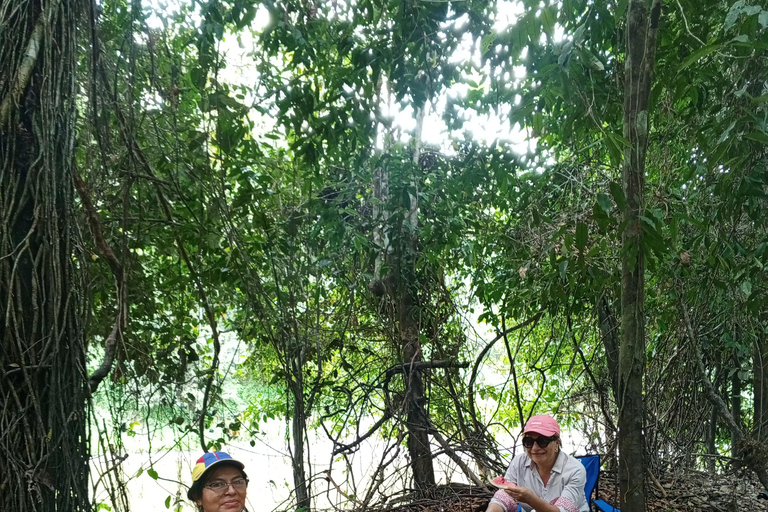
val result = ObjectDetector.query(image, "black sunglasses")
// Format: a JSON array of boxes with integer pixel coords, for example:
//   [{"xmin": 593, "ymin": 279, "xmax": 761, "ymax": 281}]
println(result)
[{"xmin": 522, "ymin": 435, "xmax": 558, "ymax": 449}]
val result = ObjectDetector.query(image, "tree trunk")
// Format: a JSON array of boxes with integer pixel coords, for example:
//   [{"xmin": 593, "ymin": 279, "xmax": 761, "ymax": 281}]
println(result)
[
  {"xmin": 290, "ymin": 364, "xmax": 310, "ymax": 510},
  {"xmin": 401, "ymin": 105, "xmax": 435, "ymax": 490},
  {"xmin": 731, "ymin": 361, "xmax": 742, "ymax": 468},
  {"xmin": 619, "ymin": 1, "xmax": 661, "ymax": 511},
  {"xmin": 597, "ymin": 295, "xmax": 620, "ymax": 403},
  {"xmin": 707, "ymin": 366, "xmax": 718, "ymax": 474},
  {"xmin": 0, "ymin": 1, "xmax": 88, "ymax": 511},
  {"xmin": 400, "ymin": 282, "xmax": 436, "ymax": 489},
  {"xmin": 754, "ymin": 334, "xmax": 768, "ymax": 444}
]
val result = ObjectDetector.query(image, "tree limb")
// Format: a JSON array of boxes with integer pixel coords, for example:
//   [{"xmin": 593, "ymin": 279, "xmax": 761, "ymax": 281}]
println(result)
[
  {"xmin": 97, "ymin": 58, "xmax": 222, "ymax": 451},
  {"xmin": 74, "ymin": 169, "xmax": 127, "ymax": 394},
  {"xmin": 467, "ymin": 310, "xmax": 544, "ymax": 429},
  {"xmin": 430, "ymin": 427, "xmax": 484, "ymax": 487},
  {"xmin": 332, "ymin": 413, "xmax": 392, "ymax": 456},
  {"xmin": 385, "ymin": 359, "xmax": 469, "ymax": 379},
  {"xmin": 683, "ymin": 302, "xmax": 768, "ymax": 492}
]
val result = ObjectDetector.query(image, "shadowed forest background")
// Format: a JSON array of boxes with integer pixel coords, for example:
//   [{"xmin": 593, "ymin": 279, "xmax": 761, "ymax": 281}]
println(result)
[{"xmin": 1, "ymin": 0, "xmax": 768, "ymax": 511}]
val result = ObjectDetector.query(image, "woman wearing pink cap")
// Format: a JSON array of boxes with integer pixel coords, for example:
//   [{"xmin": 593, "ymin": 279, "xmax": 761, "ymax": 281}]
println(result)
[{"xmin": 486, "ymin": 414, "xmax": 588, "ymax": 512}]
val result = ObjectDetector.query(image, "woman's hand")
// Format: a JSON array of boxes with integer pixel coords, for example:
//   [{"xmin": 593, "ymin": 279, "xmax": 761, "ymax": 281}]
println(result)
[{"xmin": 504, "ymin": 485, "xmax": 535, "ymax": 505}]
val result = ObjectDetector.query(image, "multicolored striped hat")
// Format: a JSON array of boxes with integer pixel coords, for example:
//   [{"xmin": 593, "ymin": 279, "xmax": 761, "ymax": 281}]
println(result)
[{"xmin": 190, "ymin": 451, "xmax": 245, "ymax": 484}]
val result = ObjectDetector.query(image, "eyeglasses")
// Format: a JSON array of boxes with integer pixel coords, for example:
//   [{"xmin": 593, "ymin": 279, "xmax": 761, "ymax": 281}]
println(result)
[
  {"xmin": 204, "ymin": 478, "xmax": 249, "ymax": 494},
  {"xmin": 522, "ymin": 435, "xmax": 557, "ymax": 449}
]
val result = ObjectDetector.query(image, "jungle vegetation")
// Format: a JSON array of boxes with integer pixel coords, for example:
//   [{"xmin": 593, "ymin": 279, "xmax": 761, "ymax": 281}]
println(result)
[{"xmin": 1, "ymin": 0, "xmax": 768, "ymax": 511}]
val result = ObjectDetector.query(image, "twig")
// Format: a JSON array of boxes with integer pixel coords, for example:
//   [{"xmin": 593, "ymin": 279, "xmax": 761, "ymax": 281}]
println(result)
[{"xmin": 674, "ymin": 0, "xmax": 706, "ymax": 46}]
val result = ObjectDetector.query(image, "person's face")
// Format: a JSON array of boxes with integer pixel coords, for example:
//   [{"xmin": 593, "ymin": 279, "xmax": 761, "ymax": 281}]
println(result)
[
  {"xmin": 196, "ymin": 465, "xmax": 247, "ymax": 512},
  {"xmin": 522, "ymin": 432, "xmax": 559, "ymax": 466}
]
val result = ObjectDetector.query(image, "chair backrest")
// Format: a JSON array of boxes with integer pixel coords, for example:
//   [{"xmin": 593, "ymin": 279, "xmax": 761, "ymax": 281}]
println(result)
[{"xmin": 575, "ymin": 454, "xmax": 600, "ymax": 507}]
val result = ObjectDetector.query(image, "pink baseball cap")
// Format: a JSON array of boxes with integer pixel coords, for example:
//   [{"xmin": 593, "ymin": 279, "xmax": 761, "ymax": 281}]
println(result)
[{"xmin": 523, "ymin": 414, "xmax": 561, "ymax": 437}]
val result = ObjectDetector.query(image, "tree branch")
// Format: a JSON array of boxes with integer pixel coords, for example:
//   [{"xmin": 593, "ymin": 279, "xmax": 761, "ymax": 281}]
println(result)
[
  {"xmin": 683, "ymin": 302, "xmax": 768, "ymax": 492},
  {"xmin": 430, "ymin": 427, "xmax": 484, "ymax": 487},
  {"xmin": 384, "ymin": 359, "xmax": 469, "ymax": 379},
  {"xmin": 74, "ymin": 169, "xmax": 127, "ymax": 394},
  {"xmin": 332, "ymin": 413, "xmax": 392, "ymax": 456},
  {"xmin": 467, "ymin": 310, "xmax": 544, "ymax": 428},
  {"xmin": 97, "ymin": 58, "xmax": 222, "ymax": 451}
]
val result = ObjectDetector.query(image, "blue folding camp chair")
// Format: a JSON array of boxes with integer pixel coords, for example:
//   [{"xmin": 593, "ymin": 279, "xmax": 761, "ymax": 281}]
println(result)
[{"xmin": 576, "ymin": 454, "xmax": 619, "ymax": 512}]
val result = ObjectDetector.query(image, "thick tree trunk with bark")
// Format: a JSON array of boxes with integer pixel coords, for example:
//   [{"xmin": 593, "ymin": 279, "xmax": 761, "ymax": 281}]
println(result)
[
  {"xmin": 0, "ymin": 1, "xmax": 88, "ymax": 511},
  {"xmin": 619, "ymin": 1, "xmax": 661, "ymax": 511},
  {"xmin": 369, "ymin": 103, "xmax": 436, "ymax": 489}
]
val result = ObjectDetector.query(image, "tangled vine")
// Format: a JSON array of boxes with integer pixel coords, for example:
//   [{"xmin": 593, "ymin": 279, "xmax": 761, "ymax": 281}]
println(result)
[{"xmin": 0, "ymin": 1, "xmax": 90, "ymax": 510}]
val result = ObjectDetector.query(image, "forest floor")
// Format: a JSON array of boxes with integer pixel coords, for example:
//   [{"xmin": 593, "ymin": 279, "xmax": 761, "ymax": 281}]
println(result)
[{"xmin": 360, "ymin": 465, "xmax": 768, "ymax": 511}]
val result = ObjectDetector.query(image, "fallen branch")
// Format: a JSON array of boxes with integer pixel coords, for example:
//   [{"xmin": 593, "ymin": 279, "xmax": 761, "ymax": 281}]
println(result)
[{"xmin": 430, "ymin": 427, "xmax": 484, "ymax": 487}]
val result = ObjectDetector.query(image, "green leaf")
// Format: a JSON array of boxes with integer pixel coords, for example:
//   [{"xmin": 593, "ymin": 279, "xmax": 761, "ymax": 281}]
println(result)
[
  {"xmin": 559, "ymin": 259, "xmax": 569, "ymax": 279},
  {"xmin": 148, "ymin": 468, "xmax": 159, "ymax": 480},
  {"xmin": 725, "ymin": 0, "xmax": 746, "ymax": 31},
  {"xmin": 481, "ymin": 32, "xmax": 496, "ymax": 55},
  {"xmin": 165, "ymin": 496, "xmax": 172, "ymax": 509},
  {"xmin": 596, "ymin": 193, "xmax": 612, "ymax": 213},
  {"xmin": 745, "ymin": 131, "xmax": 768, "ymax": 144},
  {"xmin": 725, "ymin": 1, "xmax": 763, "ymax": 31},
  {"xmin": 639, "ymin": 215, "xmax": 657, "ymax": 229},
  {"xmin": 573, "ymin": 24, "xmax": 586, "ymax": 45},
  {"xmin": 577, "ymin": 49, "xmax": 604, "ymax": 71},
  {"xmin": 558, "ymin": 41, "xmax": 574, "ymax": 68},
  {"xmin": 616, "ymin": 0, "xmax": 629, "ymax": 17},
  {"xmin": 604, "ymin": 133, "xmax": 624, "ymax": 166},
  {"xmin": 238, "ymin": 6, "xmax": 257, "ymax": 29},
  {"xmin": 575, "ymin": 222, "xmax": 588, "ymax": 252},
  {"xmin": 541, "ymin": 6, "xmax": 556, "ymax": 37},
  {"xmin": 741, "ymin": 280, "xmax": 753, "ymax": 296},
  {"xmin": 679, "ymin": 43, "xmax": 722, "ymax": 70},
  {"xmin": 609, "ymin": 181, "xmax": 627, "ymax": 210}
]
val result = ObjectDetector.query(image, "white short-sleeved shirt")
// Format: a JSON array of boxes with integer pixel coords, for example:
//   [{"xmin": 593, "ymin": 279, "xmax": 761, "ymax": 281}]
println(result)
[{"xmin": 489, "ymin": 449, "xmax": 588, "ymax": 512}]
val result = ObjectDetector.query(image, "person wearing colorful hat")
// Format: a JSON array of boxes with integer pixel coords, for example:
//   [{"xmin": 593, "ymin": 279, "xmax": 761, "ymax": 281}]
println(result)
[
  {"xmin": 486, "ymin": 414, "xmax": 588, "ymax": 512},
  {"xmin": 187, "ymin": 451, "xmax": 249, "ymax": 512}
]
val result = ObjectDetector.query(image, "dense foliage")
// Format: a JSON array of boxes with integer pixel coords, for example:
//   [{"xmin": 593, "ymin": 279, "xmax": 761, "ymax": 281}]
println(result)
[{"xmin": 2, "ymin": 0, "xmax": 768, "ymax": 511}]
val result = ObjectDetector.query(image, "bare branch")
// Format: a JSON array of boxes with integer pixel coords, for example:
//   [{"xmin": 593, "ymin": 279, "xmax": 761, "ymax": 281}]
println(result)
[{"xmin": 74, "ymin": 169, "xmax": 127, "ymax": 394}]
